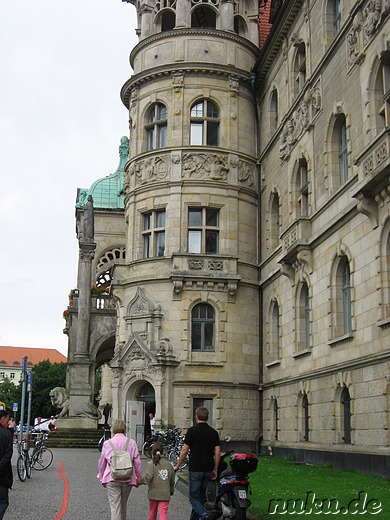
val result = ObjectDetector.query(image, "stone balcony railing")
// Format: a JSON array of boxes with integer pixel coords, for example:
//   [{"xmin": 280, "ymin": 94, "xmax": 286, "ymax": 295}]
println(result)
[
  {"xmin": 169, "ymin": 253, "xmax": 241, "ymax": 302},
  {"xmin": 353, "ymin": 128, "xmax": 390, "ymax": 228}
]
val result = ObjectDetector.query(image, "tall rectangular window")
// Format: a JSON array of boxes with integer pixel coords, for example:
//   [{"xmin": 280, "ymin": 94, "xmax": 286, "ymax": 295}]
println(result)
[
  {"xmin": 142, "ymin": 210, "xmax": 166, "ymax": 258},
  {"xmin": 188, "ymin": 208, "xmax": 219, "ymax": 254},
  {"xmin": 339, "ymin": 120, "xmax": 348, "ymax": 184},
  {"xmin": 192, "ymin": 398, "xmax": 213, "ymax": 426}
]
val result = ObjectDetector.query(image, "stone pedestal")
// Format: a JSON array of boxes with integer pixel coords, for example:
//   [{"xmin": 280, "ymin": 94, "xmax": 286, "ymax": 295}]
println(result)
[{"xmin": 56, "ymin": 417, "xmax": 98, "ymax": 430}]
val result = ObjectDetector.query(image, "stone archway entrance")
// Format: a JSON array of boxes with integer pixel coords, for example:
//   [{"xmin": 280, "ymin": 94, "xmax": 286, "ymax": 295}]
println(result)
[{"xmin": 125, "ymin": 380, "xmax": 155, "ymax": 449}]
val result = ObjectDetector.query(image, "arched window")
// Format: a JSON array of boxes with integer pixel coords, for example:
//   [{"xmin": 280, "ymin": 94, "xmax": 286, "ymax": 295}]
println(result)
[
  {"xmin": 296, "ymin": 158, "xmax": 309, "ymax": 217},
  {"xmin": 273, "ymin": 398, "xmax": 279, "ymax": 440},
  {"xmin": 269, "ymin": 193, "xmax": 280, "ymax": 249},
  {"xmin": 234, "ymin": 15, "xmax": 247, "ymax": 37},
  {"xmin": 191, "ymin": 6, "xmax": 216, "ymax": 28},
  {"xmin": 342, "ymin": 261, "xmax": 352, "ymax": 334},
  {"xmin": 302, "ymin": 394, "xmax": 309, "ymax": 441},
  {"xmin": 270, "ymin": 301, "xmax": 281, "ymax": 361},
  {"xmin": 333, "ymin": 0, "xmax": 341, "ymax": 36},
  {"xmin": 338, "ymin": 118, "xmax": 348, "ymax": 184},
  {"xmin": 341, "ymin": 387, "xmax": 351, "ymax": 443},
  {"xmin": 332, "ymin": 255, "xmax": 352, "ymax": 338},
  {"xmin": 270, "ymin": 89, "xmax": 278, "ymax": 133},
  {"xmin": 375, "ymin": 53, "xmax": 390, "ymax": 131},
  {"xmin": 293, "ymin": 43, "xmax": 306, "ymax": 97},
  {"xmin": 297, "ymin": 283, "xmax": 310, "ymax": 351},
  {"xmin": 191, "ymin": 303, "xmax": 215, "ymax": 351},
  {"xmin": 327, "ymin": 112, "xmax": 348, "ymax": 191},
  {"xmin": 161, "ymin": 10, "xmax": 175, "ymax": 31},
  {"xmin": 146, "ymin": 103, "xmax": 167, "ymax": 150},
  {"xmin": 190, "ymin": 100, "xmax": 219, "ymax": 146}
]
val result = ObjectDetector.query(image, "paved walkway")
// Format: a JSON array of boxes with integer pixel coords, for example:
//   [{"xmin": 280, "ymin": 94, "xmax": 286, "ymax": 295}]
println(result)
[{"xmin": 8, "ymin": 447, "xmax": 192, "ymax": 520}]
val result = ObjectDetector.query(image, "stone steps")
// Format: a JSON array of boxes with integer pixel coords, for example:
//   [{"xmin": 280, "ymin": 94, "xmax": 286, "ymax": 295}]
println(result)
[{"xmin": 45, "ymin": 428, "xmax": 102, "ymax": 449}]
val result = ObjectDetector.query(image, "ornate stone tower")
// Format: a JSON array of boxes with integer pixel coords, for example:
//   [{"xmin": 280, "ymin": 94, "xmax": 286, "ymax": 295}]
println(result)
[{"xmin": 111, "ymin": 0, "xmax": 261, "ymax": 441}]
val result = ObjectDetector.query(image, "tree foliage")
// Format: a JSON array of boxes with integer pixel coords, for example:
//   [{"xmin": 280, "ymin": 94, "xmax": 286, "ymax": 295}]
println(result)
[
  {"xmin": 0, "ymin": 361, "xmax": 66, "ymax": 424},
  {"xmin": 0, "ymin": 378, "xmax": 22, "ymax": 415},
  {"xmin": 31, "ymin": 360, "xmax": 67, "ymax": 419}
]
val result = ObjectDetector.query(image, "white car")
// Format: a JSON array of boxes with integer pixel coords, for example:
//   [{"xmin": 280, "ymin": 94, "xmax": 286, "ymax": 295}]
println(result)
[{"xmin": 33, "ymin": 418, "xmax": 50, "ymax": 432}]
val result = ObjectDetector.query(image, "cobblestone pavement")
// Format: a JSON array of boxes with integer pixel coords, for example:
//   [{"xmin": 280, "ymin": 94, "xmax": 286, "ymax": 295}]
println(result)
[{"xmin": 8, "ymin": 447, "xmax": 192, "ymax": 520}]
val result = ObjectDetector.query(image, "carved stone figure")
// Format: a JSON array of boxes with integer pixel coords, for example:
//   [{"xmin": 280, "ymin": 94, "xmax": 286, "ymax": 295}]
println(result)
[
  {"xmin": 49, "ymin": 386, "xmax": 102, "ymax": 420},
  {"xmin": 83, "ymin": 195, "xmax": 94, "ymax": 242},
  {"xmin": 49, "ymin": 387, "xmax": 70, "ymax": 418}
]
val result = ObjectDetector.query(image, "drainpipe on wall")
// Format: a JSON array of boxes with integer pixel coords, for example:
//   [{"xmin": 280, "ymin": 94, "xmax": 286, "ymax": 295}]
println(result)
[{"xmin": 250, "ymin": 69, "xmax": 263, "ymax": 454}]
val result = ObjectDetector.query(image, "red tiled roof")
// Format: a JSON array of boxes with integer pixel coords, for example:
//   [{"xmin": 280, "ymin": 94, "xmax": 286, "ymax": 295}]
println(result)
[
  {"xmin": 0, "ymin": 346, "xmax": 67, "ymax": 367},
  {"xmin": 259, "ymin": 1, "xmax": 272, "ymax": 50}
]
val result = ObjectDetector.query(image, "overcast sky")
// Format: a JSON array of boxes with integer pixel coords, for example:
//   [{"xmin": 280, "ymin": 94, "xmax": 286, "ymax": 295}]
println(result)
[{"xmin": 0, "ymin": 1, "xmax": 138, "ymax": 356}]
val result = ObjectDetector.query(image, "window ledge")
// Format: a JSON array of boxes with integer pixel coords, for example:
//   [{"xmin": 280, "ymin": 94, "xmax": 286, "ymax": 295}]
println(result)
[
  {"xmin": 184, "ymin": 361, "xmax": 224, "ymax": 367},
  {"xmin": 265, "ymin": 359, "xmax": 281, "ymax": 368},
  {"xmin": 329, "ymin": 332, "xmax": 354, "ymax": 347},
  {"xmin": 292, "ymin": 348, "xmax": 311, "ymax": 359},
  {"xmin": 377, "ymin": 317, "xmax": 390, "ymax": 329}
]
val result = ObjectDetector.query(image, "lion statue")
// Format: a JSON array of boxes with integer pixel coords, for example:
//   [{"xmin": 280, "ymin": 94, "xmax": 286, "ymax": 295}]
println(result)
[
  {"xmin": 49, "ymin": 387, "xmax": 102, "ymax": 420},
  {"xmin": 49, "ymin": 387, "xmax": 69, "ymax": 418}
]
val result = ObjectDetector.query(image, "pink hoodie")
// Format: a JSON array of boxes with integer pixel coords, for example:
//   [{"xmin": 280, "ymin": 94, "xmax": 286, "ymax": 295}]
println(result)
[{"xmin": 98, "ymin": 433, "xmax": 142, "ymax": 485}]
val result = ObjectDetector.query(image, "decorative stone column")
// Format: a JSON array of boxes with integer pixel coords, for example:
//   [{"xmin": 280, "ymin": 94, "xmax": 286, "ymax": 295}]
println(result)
[
  {"xmin": 140, "ymin": 2, "xmax": 154, "ymax": 38},
  {"xmin": 65, "ymin": 196, "xmax": 99, "ymax": 427},
  {"xmin": 175, "ymin": 0, "xmax": 190, "ymax": 28},
  {"xmin": 76, "ymin": 244, "xmax": 95, "ymax": 358},
  {"xmin": 220, "ymin": 0, "xmax": 235, "ymax": 32}
]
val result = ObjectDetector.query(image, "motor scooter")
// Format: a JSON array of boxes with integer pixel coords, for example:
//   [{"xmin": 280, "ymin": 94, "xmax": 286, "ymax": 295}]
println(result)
[{"xmin": 205, "ymin": 450, "xmax": 258, "ymax": 519}]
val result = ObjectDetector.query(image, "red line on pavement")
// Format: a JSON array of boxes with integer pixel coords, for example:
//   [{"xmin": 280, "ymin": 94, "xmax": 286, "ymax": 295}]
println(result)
[{"xmin": 54, "ymin": 460, "xmax": 70, "ymax": 520}]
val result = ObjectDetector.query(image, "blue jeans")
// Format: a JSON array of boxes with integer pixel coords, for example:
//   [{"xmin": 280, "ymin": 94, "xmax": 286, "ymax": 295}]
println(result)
[
  {"xmin": 0, "ymin": 485, "xmax": 9, "ymax": 520},
  {"xmin": 188, "ymin": 471, "xmax": 212, "ymax": 520}
]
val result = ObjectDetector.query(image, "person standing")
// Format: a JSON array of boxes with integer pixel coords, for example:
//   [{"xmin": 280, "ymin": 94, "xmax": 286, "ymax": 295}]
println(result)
[
  {"xmin": 139, "ymin": 441, "xmax": 175, "ymax": 520},
  {"xmin": 103, "ymin": 403, "xmax": 112, "ymax": 426},
  {"xmin": 149, "ymin": 412, "xmax": 155, "ymax": 436},
  {"xmin": 173, "ymin": 407, "xmax": 220, "ymax": 520},
  {"xmin": 7, "ymin": 417, "xmax": 15, "ymax": 442},
  {"xmin": 0, "ymin": 410, "xmax": 13, "ymax": 520},
  {"xmin": 98, "ymin": 419, "xmax": 142, "ymax": 520}
]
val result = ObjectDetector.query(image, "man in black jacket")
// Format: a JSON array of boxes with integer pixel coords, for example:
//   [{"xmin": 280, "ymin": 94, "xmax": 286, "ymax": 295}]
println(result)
[
  {"xmin": 174, "ymin": 407, "xmax": 220, "ymax": 520},
  {"xmin": 0, "ymin": 410, "xmax": 13, "ymax": 519}
]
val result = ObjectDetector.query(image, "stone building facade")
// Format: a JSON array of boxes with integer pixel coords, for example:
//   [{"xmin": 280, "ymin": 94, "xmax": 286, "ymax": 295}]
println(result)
[
  {"xmin": 257, "ymin": 0, "xmax": 390, "ymax": 472},
  {"xmin": 63, "ymin": 0, "xmax": 390, "ymax": 472},
  {"xmin": 64, "ymin": 0, "xmax": 261, "ymax": 444}
]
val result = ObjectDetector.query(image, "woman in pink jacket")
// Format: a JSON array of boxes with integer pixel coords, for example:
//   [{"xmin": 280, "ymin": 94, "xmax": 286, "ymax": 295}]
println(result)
[{"xmin": 98, "ymin": 419, "xmax": 142, "ymax": 520}]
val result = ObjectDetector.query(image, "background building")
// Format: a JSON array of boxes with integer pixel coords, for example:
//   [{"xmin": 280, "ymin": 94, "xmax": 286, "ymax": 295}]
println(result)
[{"xmin": 0, "ymin": 346, "xmax": 66, "ymax": 385}]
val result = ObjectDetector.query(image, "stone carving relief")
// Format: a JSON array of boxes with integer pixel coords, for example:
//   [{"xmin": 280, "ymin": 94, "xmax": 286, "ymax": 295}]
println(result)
[
  {"xmin": 363, "ymin": 0, "xmax": 382, "ymax": 44},
  {"xmin": 182, "ymin": 153, "xmax": 229, "ymax": 180},
  {"xmin": 279, "ymin": 98, "xmax": 312, "ymax": 161},
  {"xmin": 135, "ymin": 155, "xmax": 170, "ymax": 185},
  {"xmin": 311, "ymin": 80, "xmax": 322, "ymax": 116},
  {"xmin": 238, "ymin": 160, "xmax": 255, "ymax": 187},
  {"xmin": 129, "ymin": 86, "xmax": 138, "ymax": 130},
  {"xmin": 347, "ymin": 27, "xmax": 361, "ymax": 69}
]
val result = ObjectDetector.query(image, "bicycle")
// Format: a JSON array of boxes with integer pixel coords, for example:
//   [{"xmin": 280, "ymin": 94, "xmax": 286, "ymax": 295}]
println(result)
[
  {"xmin": 98, "ymin": 425, "xmax": 111, "ymax": 452},
  {"xmin": 31, "ymin": 445, "xmax": 53, "ymax": 470},
  {"xmin": 16, "ymin": 438, "xmax": 32, "ymax": 482}
]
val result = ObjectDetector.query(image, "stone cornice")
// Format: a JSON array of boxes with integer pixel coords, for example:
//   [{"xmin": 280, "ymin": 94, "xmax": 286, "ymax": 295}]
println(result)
[
  {"xmin": 130, "ymin": 28, "xmax": 260, "ymax": 68},
  {"xmin": 121, "ymin": 64, "xmax": 254, "ymax": 108},
  {"xmin": 261, "ymin": 349, "xmax": 390, "ymax": 389}
]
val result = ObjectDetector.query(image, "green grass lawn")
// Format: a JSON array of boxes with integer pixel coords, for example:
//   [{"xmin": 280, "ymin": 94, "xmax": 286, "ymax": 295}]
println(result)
[{"xmin": 247, "ymin": 456, "xmax": 389, "ymax": 519}]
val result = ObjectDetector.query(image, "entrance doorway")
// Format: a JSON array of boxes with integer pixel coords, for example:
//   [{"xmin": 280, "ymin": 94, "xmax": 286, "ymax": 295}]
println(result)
[{"xmin": 126, "ymin": 381, "xmax": 155, "ymax": 448}]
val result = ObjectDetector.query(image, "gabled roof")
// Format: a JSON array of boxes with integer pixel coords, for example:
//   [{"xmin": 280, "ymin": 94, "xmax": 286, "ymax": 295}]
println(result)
[{"xmin": 0, "ymin": 346, "xmax": 67, "ymax": 368}]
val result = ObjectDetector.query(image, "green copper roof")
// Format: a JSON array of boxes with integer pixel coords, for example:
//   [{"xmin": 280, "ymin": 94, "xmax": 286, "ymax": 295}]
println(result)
[{"xmin": 76, "ymin": 136, "xmax": 129, "ymax": 210}]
